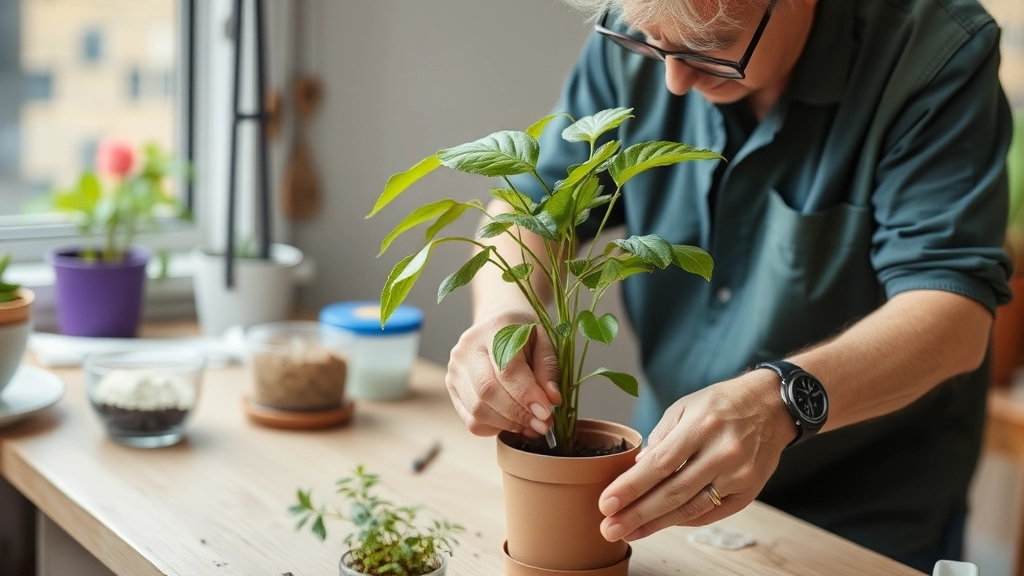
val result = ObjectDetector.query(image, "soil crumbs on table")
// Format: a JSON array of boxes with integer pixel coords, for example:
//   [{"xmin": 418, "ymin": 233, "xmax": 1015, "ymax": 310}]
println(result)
[{"xmin": 512, "ymin": 437, "xmax": 629, "ymax": 457}]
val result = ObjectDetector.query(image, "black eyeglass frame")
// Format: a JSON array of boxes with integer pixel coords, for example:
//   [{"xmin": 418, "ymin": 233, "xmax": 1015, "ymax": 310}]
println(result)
[{"xmin": 595, "ymin": 2, "xmax": 776, "ymax": 80}]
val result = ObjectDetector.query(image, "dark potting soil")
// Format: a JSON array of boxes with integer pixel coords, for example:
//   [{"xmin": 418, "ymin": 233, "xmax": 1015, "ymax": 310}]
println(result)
[
  {"xmin": 511, "ymin": 437, "xmax": 630, "ymax": 457},
  {"xmin": 95, "ymin": 403, "xmax": 189, "ymax": 434}
]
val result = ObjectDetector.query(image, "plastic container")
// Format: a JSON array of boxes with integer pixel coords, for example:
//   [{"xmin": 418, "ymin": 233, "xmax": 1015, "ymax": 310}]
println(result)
[
  {"xmin": 244, "ymin": 321, "xmax": 350, "ymax": 411},
  {"xmin": 320, "ymin": 302, "xmax": 422, "ymax": 401},
  {"xmin": 83, "ymin": 351, "xmax": 204, "ymax": 448}
]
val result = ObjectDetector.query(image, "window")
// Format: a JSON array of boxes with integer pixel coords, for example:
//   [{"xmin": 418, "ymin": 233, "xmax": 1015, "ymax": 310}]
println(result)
[
  {"xmin": 81, "ymin": 28, "xmax": 103, "ymax": 63},
  {"xmin": 23, "ymin": 72, "xmax": 52, "ymax": 101},
  {"xmin": 0, "ymin": 0, "xmax": 194, "ymax": 244}
]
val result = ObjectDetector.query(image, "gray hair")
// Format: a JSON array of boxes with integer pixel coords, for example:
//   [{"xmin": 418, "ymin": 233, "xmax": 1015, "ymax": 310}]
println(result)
[{"xmin": 562, "ymin": 0, "xmax": 773, "ymax": 52}]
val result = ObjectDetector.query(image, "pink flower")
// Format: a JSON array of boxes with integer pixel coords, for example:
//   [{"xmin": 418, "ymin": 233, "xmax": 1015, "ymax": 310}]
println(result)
[{"xmin": 96, "ymin": 139, "xmax": 135, "ymax": 179}]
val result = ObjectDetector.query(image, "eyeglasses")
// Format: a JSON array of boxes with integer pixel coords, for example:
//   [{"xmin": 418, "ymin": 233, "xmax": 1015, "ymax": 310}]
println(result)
[{"xmin": 595, "ymin": 2, "xmax": 776, "ymax": 80}]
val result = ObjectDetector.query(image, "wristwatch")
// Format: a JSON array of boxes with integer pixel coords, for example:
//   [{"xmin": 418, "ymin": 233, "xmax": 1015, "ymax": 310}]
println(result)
[{"xmin": 754, "ymin": 360, "xmax": 829, "ymax": 447}]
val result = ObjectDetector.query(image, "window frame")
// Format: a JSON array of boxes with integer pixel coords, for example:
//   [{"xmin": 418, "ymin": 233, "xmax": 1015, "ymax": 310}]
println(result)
[{"xmin": 0, "ymin": 0, "xmax": 207, "ymax": 262}]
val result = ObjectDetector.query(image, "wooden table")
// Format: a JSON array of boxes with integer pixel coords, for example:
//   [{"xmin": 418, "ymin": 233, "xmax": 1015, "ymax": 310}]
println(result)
[{"xmin": 0, "ymin": 321, "xmax": 925, "ymax": 575}]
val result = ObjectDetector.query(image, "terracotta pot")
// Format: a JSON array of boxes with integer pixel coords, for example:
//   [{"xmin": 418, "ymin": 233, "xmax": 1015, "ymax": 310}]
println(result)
[
  {"xmin": 993, "ymin": 275, "xmax": 1024, "ymax": 386},
  {"xmin": 0, "ymin": 288, "xmax": 34, "ymax": 393},
  {"xmin": 496, "ymin": 419, "xmax": 641, "ymax": 576}
]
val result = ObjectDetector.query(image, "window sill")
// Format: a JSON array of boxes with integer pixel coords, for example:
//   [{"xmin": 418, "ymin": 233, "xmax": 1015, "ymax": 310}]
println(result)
[{"xmin": 8, "ymin": 251, "xmax": 315, "ymax": 332}]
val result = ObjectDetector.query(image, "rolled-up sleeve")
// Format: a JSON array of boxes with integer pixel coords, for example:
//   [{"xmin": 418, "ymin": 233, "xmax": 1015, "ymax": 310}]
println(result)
[{"xmin": 871, "ymin": 22, "xmax": 1013, "ymax": 313}]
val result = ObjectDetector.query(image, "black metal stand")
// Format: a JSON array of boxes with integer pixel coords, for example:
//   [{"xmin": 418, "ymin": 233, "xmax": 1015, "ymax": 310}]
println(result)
[{"xmin": 225, "ymin": 0, "xmax": 272, "ymax": 288}]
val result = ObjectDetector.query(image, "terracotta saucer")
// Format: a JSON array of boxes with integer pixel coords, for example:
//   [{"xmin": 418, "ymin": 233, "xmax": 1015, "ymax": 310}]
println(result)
[{"xmin": 242, "ymin": 398, "xmax": 354, "ymax": 430}]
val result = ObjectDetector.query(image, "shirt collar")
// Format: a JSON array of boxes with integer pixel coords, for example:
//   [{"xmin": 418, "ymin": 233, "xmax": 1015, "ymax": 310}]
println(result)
[{"xmin": 786, "ymin": 0, "xmax": 857, "ymax": 106}]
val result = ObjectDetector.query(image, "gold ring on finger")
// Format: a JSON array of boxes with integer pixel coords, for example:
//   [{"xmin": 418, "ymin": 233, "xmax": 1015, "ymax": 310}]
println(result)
[{"xmin": 706, "ymin": 484, "xmax": 723, "ymax": 507}]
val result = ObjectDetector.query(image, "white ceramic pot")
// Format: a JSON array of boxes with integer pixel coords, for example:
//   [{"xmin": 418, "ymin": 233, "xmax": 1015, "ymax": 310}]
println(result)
[{"xmin": 192, "ymin": 244, "xmax": 309, "ymax": 337}]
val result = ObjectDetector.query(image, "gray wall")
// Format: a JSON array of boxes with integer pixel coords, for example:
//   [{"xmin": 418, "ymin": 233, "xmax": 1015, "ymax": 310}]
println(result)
[{"xmin": 295, "ymin": 0, "xmax": 640, "ymax": 424}]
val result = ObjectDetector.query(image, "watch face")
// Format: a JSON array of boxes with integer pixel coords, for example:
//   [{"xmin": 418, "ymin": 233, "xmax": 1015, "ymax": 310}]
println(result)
[{"xmin": 789, "ymin": 373, "xmax": 828, "ymax": 424}]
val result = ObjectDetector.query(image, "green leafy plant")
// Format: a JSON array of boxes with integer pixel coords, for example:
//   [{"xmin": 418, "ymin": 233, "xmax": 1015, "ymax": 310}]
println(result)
[
  {"xmin": 0, "ymin": 254, "xmax": 21, "ymax": 303},
  {"xmin": 367, "ymin": 108, "xmax": 719, "ymax": 454},
  {"xmin": 290, "ymin": 465, "xmax": 462, "ymax": 576},
  {"xmin": 40, "ymin": 142, "xmax": 190, "ymax": 262}
]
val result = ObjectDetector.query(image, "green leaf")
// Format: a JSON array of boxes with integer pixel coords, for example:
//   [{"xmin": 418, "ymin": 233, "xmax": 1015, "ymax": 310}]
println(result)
[
  {"xmin": 287, "ymin": 504, "xmax": 306, "ymax": 515},
  {"xmin": 580, "ymin": 256, "xmax": 653, "ymax": 290},
  {"xmin": 558, "ymin": 141, "xmax": 620, "ymax": 191},
  {"xmin": 612, "ymin": 234, "xmax": 673, "ymax": 269},
  {"xmin": 572, "ymin": 177, "xmax": 603, "ymax": 213},
  {"xmin": 541, "ymin": 188, "xmax": 575, "ymax": 235},
  {"xmin": 525, "ymin": 112, "xmax": 573, "ymax": 140},
  {"xmin": 368, "ymin": 155, "xmax": 441, "ymax": 218},
  {"xmin": 297, "ymin": 489, "xmax": 312, "ymax": 509},
  {"xmin": 492, "ymin": 323, "xmax": 537, "ymax": 371},
  {"xmin": 609, "ymin": 142, "xmax": 722, "ymax": 187},
  {"xmin": 501, "ymin": 262, "xmax": 533, "ymax": 283},
  {"xmin": 554, "ymin": 322, "xmax": 573, "ymax": 340},
  {"xmin": 577, "ymin": 310, "xmax": 618, "ymax": 345},
  {"xmin": 477, "ymin": 219, "xmax": 514, "ymax": 239},
  {"xmin": 671, "ymin": 245, "xmax": 714, "ymax": 281},
  {"xmin": 575, "ymin": 208, "xmax": 591, "ymax": 226},
  {"xmin": 295, "ymin": 513, "xmax": 312, "ymax": 531},
  {"xmin": 494, "ymin": 212, "xmax": 558, "ymax": 241},
  {"xmin": 584, "ymin": 368, "xmax": 639, "ymax": 397},
  {"xmin": 311, "ymin": 516, "xmax": 327, "ymax": 541},
  {"xmin": 425, "ymin": 200, "xmax": 482, "ymax": 243},
  {"xmin": 438, "ymin": 247, "xmax": 493, "ymax": 303},
  {"xmin": 437, "ymin": 131, "xmax": 539, "ymax": 177},
  {"xmin": 378, "ymin": 199, "xmax": 456, "ymax": 256},
  {"xmin": 567, "ymin": 258, "xmax": 590, "ymax": 277},
  {"xmin": 0, "ymin": 254, "xmax": 9, "ymax": 279},
  {"xmin": 490, "ymin": 188, "xmax": 535, "ymax": 213},
  {"xmin": 562, "ymin": 107, "xmax": 634, "ymax": 145},
  {"xmin": 588, "ymin": 195, "xmax": 613, "ymax": 209}
]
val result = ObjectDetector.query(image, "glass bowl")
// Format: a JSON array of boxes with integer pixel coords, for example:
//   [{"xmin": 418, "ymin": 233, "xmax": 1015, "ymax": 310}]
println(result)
[
  {"xmin": 83, "ymin": 351, "xmax": 205, "ymax": 448},
  {"xmin": 244, "ymin": 321, "xmax": 350, "ymax": 411}
]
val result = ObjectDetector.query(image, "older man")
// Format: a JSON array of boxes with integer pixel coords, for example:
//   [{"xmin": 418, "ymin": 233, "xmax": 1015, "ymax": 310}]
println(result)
[{"xmin": 443, "ymin": 0, "xmax": 1013, "ymax": 570}]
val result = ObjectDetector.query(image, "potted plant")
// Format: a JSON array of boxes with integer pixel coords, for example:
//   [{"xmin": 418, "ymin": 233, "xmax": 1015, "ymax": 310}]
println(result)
[
  {"xmin": 366, "ymin": 108, "xmax": 718, "ymax": 575},
  {"xmin": 43, "ymin": 140, "xmax": 188, "ymax": 338},
  {"xmin": 0, "ymin": 254, "xmax": 35, "ymax": 393},
  {"xmin": 290, "ymin": 465, "xmax": 462, "ymax": 576},
  {"xmin": 994, "ymin": 111, "xmax": 1024, "ymax": 386}
]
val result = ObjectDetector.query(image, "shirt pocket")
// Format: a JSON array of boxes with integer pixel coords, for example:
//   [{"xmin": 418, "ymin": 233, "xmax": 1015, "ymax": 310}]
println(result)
[{"xmin": 749, "ymin": 188, "xmax": 878, "ymax": 360}]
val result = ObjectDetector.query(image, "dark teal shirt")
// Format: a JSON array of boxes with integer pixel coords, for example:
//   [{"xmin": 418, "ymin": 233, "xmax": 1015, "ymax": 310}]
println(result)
[{"xmin": 513, "ymin": 0, "xmax": 1014, "ymax": 561}]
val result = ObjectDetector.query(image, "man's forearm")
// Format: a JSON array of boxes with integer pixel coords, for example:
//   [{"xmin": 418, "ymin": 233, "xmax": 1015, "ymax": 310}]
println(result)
[
  {"xmin": 472, "ymin": 200, "xmax": 555, "ymax": 321},
  {"xmin": 785, "ymin": 289, "xmax": 993, "ymax": 431}
]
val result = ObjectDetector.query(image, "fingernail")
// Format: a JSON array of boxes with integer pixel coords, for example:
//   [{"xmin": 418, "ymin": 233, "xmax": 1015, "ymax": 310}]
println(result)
[
  {"xmin": 547, "ymin": 381, "xmax": 560, "ymax": 400},
  {"xmin": 604, "ymin": 523, "xmax": 625, "ymax": 542},
  {"xmin": 523, "ymin": 429, "xmax": 541, "ymax": 440},
  {"xmin": 599, "ymin": 496, "xmax": 621, "ymax": 516},
  {"xmin": 529, "ymin": 418, "xmax": 548, "ymax": 435},
  {"xmin": 624, "ymin": 528, "xmax": 641, "ymax": 542},
  {"xmin": 530, "ymin": 403, "xmax": 550, "ymax": 420},
  {"xmin": 635, "ymin": 449, "xmax": 647, "ymax": 462}
]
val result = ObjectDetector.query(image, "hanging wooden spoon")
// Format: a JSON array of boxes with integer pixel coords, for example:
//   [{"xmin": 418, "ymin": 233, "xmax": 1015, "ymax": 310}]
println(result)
[{"xmin": 281, "ymin": 76, "xmax": 323, "ymax": 219}]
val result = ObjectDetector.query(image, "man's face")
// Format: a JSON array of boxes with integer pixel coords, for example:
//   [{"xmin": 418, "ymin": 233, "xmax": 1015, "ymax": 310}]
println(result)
[{"xmin": 623, "ymin": 0, "xmax": 816, "ymax": 102}]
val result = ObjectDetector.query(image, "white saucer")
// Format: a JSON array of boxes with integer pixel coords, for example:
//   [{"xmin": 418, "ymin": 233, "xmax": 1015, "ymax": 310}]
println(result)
[{"xmin": 0, "ymin": 366, "xmax": 65, "ymax": 430}]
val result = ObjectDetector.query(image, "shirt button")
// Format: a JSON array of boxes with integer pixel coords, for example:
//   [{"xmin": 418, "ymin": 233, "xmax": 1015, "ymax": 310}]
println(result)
[{"xmin": 716, "ymin": 287, "xmax": 732, "ymax": 304}]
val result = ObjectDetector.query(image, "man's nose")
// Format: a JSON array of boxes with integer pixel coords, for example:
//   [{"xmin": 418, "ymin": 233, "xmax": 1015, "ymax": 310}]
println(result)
[{"xmin": 664, "ymin": 58, "xmax": 700, "ymax": 96}]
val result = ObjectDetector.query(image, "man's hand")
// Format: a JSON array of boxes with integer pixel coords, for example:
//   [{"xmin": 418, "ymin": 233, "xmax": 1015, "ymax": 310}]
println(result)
[
  {"xmin": 597, "ymin": 370, "xmax": 795, "ymax": 542},
  {"xmin": 445, "ymin": 308, "xmax": 562, "ymax": 437}
]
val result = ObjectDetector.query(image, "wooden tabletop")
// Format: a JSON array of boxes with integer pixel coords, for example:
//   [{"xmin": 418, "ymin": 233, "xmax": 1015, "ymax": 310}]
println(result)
[{"xmin": 0, "ymin": 321, "xmax": 925, "ymax": 576}]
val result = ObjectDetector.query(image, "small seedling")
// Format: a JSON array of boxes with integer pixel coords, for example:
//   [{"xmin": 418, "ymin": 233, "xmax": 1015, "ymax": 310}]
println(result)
[
  {"xmin": 0, "ymin": 254, "xmax": 21, "ymax": 303},
  {"xmin": 290, "ymin": 465, "xmax": 462, "ymax": 576}
]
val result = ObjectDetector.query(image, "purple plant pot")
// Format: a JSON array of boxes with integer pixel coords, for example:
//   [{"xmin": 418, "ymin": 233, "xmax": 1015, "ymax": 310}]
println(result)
[{"xmin": 46, "ymin": 247, "xmax": 151, "ymax": 337}]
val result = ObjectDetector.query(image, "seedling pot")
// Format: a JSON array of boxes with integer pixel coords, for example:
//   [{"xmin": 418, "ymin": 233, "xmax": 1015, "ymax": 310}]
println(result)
[
  {"xmin": 0, "ymin": 288, "xmax": 34, "ymax": 392},
  {"xmin": 496, "ymin": 419, "xmax": 641, "ymax": 575},
  {"xmin": 338, "ymin": 550, "xmax": 448, "ymax": 576},
  {"xmin": 47, "ymin": 246, "xmax": 149, "ymax": 337}
]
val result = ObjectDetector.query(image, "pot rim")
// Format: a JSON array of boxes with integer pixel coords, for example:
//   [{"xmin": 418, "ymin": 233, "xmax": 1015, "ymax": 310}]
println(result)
[
  {"xmin": 338, "ymin": 550, "xmax": 448, "ymax": 576},
  {"xmin": 192, "ymin": 243, "xmax": 303, "ymax": 268},
  {"xmin": 46, "ymin": 245, "xmax": 151, "ymax": 269},
  {"xmin": 496, "ymin": 419, "xmax": 642, "ymax": 485},
  {"xmin": 0, "ymin": 288, "xmax": 34, "ymax": 326}
]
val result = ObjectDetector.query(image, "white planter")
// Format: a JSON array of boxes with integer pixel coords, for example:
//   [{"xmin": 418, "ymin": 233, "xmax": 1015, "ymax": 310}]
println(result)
[{"xmin": 192, "ymin": 244, "xmax": 309, "ymax": 336}]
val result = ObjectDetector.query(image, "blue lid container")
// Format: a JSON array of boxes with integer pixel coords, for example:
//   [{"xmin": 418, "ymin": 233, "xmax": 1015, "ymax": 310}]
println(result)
[{"xmin": 320, "ymin": 301, "xmax": 423, "ymax": 336}]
